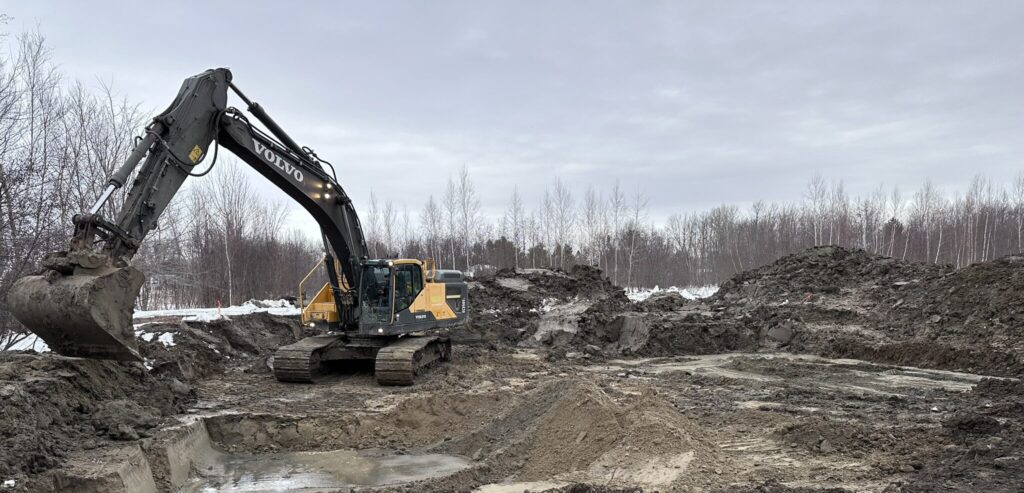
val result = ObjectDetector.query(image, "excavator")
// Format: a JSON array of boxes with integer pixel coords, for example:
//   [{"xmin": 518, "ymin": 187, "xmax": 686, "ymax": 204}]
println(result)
[{"xmin": 5, "ymin": 68, "xmax": 468, "ymax": 386}]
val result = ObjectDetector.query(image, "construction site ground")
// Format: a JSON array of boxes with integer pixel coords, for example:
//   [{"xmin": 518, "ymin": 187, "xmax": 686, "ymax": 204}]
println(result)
[{"xmin": 2, "ymin": 246, "xmax": 1022, "ymax": 492}]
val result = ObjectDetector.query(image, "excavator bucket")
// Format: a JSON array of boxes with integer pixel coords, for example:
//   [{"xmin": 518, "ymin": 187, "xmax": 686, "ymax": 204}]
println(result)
[{"xmin": 5, "ymin": 256, "xmax": 145, "ymax": 361}]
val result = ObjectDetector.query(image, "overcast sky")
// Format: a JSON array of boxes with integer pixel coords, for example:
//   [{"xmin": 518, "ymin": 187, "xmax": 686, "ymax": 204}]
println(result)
[{"xmin": 2, "ymin": 1, "xmax": 1022, "ymax": 234}]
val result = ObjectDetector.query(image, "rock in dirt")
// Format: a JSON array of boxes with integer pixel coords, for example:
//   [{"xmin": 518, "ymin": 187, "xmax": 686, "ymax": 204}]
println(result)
[{"xmin": 90, "ymin": 399, "xmax": 161, "ymax": 440}]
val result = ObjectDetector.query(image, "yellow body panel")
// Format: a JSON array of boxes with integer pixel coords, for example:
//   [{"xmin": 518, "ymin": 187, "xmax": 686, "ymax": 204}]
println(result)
[
  {"xmin": 302, "ymin": 282, "xmax": 340, "ymax": 324},
  {"xmin": 410, "ymin": 282, "xmax": 458, "ymax": 320}
]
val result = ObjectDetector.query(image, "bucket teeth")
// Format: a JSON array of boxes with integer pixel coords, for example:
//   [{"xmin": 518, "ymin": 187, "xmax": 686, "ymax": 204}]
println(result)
[{"xmin": 5, "ymin": 256, "xmax": 145, "ymax": 361}]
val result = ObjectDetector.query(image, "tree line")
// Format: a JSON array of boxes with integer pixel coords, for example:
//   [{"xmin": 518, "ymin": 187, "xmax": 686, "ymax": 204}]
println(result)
[{"xmin": 366, "ymin": 170, "xmax": 1024, "ymax": 289}]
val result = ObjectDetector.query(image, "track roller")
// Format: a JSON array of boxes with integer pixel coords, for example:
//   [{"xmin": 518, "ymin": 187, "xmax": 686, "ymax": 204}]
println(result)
[
  {"xmin": 374, "ymin": 336, "xmax": 451, "ymax": 386},
  {"xmin": 272, "ymin": 334, "xmax": 340, "ymax": 383}
]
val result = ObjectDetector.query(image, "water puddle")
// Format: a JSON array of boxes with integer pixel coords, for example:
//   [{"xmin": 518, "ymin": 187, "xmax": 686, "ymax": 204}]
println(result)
[{"xmin": 180, "ymin": 448, "xmax": 471, "ymax": 492}]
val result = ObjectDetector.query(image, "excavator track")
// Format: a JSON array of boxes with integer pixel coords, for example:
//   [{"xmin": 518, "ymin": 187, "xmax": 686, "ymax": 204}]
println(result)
[
  {"xmin": 272, "ymin": 334, "xmax": 343, "ymax": 383},
  {"xmin": 374, "ymin": 336, "xmax": 451, "ymax": 386}
]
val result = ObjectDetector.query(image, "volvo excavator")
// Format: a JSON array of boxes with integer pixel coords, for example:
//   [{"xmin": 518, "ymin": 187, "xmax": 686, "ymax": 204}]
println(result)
[{"xmin": 5, "ymin": 68, "xmax": 468, "ymax": 386}]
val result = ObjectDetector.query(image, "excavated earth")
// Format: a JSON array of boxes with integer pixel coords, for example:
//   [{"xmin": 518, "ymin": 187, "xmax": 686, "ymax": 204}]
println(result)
[{"xmin": 1, "ymin": 246, "xmax": 1022, "ymax": 492}]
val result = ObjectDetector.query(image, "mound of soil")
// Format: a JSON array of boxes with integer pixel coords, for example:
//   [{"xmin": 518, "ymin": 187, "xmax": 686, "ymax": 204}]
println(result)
[
  {"xmin": 0, "ymin": 311, "xmax": 303, "ymax": 488},
  {"xmin": 468, "ymin": 265, "xmax": 629, "ymax": 347},
  {"xmin": 874, "ymin": 254, "xmax": 1024, "ymax": 347},
  {"xmin": 635, "ymin": 290, "xmax": 693, "ymax": 312},
  {"xmin": 554, "ymin": 246, "xmax": 1024, "ymax": 376},
  {"xmin": 0, "ymin": 354, "xmax": 186, "ymax": 482},
  {"xmin": 437, "ymin": 380, "xmax": 717, "ymax": 490},
  {"xmin": 716, "ymin": 246, "xmax": 947, "ymax": 303},
  {"xmin": 136, "ymin": 312, "xmax": 302, "ymax": 382}
]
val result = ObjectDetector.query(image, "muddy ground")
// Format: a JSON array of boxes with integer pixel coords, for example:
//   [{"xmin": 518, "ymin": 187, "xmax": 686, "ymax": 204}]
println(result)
[{"xmin": 1, "ymin": 246, "xmax": 1022, "ymax": 492}]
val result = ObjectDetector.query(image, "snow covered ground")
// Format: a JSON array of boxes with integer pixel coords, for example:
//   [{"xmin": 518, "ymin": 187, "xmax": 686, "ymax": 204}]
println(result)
[
  {"xmin": 133, "ymin": 299, "xmax": 300, "ymax": 322},
  {"xmin": 625, "ymin": 285, "xmax": 719, "ymax": 302}
]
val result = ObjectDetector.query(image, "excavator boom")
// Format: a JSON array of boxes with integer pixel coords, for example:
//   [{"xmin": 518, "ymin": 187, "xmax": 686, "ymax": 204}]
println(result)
[{"xmin": 5, "ymin": 68, "xmax": 369, "ymax": 361}]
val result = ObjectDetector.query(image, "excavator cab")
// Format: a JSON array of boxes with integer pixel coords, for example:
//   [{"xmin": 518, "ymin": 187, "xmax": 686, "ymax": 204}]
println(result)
[
  {"xmin": 359, "ymin": 263, "xmax": 394, "ymax": 324},
  {"xmin": 299, "ymin": 258, "xmax": 467, "ymax": 336},
  {"xmin": 355, "ymin": 259, "xmax": 468, "ymax": 336}
]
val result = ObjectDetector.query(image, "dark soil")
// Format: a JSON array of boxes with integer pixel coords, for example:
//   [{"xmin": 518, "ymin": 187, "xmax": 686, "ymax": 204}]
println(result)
[
  {"xmin": 897, "ymin": 377, "xmax": 1024, "ymax": 492},
  {"xmin": 483, "ymin": 246, "xmax": 1024, "ymax": 377},
  {"xmin": 0, "ymin": 354, "xmax": 184, "ymax": 479},
  {"xmin": 0, "ymin": 311, "xmax": 302, "ymax": 487},
  {"xmin": 715, "ymin": 481, "xmax": 854, "ymax": 493},
  {"xmin": 136, "ymin": 311, "xmax": 302, "ymax": 382},
  {"xmin": 466, "ymin": 265, "xmax": 629, "ymax": 346}
]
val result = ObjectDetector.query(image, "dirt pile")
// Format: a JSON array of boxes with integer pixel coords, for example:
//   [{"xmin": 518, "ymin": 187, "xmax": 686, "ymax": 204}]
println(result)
[
  {"xmin": 468, "ymin": 265, "xmax": 629, "ymax": 347},
  {"xmin": 433, "ymin": 380, "xmax": 718, "ymax": 490},
  {"xmin": 0, "ymin": 311, "xmax": 302, "ymax": 488},
  {"xmin": 136, "ymin": 312, "xmax": 302, "ymax": 382},
  {"xmin": 635, "ymin": 290, "xmax": 693, "ymax": 312},
  {"xmin": 715, "ymin": 246, "xmax": 948, "ymax": 303},
  {"xmin": 0, "ymin": 353, "xmax": 185, "ymax": 483},
  {"xmin": 873, "ymin": 254, "xmax": 1024, "ymax": 345},
  {"xmin": 570, "ymin": 246, "xmax": 1024, "ymax": 376}
]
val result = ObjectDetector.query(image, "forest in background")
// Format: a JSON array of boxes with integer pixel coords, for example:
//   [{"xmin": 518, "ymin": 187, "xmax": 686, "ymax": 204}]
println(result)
[{"xmin": 2, "ymin": 32, "xmax": 1024, "ymax": 344}]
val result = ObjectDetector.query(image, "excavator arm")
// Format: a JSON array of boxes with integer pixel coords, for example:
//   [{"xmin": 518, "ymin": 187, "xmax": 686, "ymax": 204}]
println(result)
[{"xmin": 5, "ymin": 68, "xmax": 368, "ymax": 360}]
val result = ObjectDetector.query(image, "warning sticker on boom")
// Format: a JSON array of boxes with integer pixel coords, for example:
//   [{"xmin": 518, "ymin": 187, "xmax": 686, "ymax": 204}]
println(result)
[{"xmin": 188, "ymin": 145, "xmax": 203, "ymax": 163}]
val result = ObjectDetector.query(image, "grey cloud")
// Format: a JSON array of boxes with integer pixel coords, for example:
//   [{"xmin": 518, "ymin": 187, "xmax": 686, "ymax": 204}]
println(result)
[{"xmin": 4, "ymin": 0, "xmax": 1021, "ymax": 229}]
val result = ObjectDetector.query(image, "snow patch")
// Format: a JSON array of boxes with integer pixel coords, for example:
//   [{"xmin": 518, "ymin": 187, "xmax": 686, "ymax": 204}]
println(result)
[
  {"xmin": 182, "ymin": 312, "xmax": 229, "ymax": 323},
  {"xmin": 157, "ymin": 333, "xmax": 176, "ymax": 347},
  {"xmin": 626, "ymin": 285, "xmax": 719, "ymax": 302},
  {"xmin": 134, "ymin": 299, "xmax": 299, "ymax": 321}
]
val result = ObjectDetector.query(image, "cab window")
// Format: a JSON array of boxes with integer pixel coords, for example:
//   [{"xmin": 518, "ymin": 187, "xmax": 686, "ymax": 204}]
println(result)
[
  {"xmin": 393, "ymin": 264, "xmax": 423, "ymax": 313},
  {"xmin": 360, "ymin": 265, "xmax": 392, "ymax": 323}
]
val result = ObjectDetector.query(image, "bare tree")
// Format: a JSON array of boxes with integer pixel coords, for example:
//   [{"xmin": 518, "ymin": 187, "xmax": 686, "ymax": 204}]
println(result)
[
  {"xmin": 420, "ymin": 195, "xmax": 442, "ymax": 262},
  {"xmin": 1013, "ymin": 172, "xmax": 1024, "ymax": 252},
  {"xmin": 580, "ymin": 186, "xmax": 604, "ymax": 267},
  {"xmin": 443, "ymin": 177, "xmax": 458, "ymax": 268},
  {"xmin": 607, "ymin": 181, "xmax": 626, "ymax": 285},
  {"xmin": 504, "ymin": 187, "xmax": 525, "ymax": 269},
  {"xmin": 550, "ymin": 177, "xmax": 575, "ymax": 268},
  {"xmin": 625, "ymin": 187, "xmax": 648, "ymax": 288},
  {"xmin": 382, "ymin": 199, "xmax": 396, "ymax": 257},
  {"xmin": 455, "ymin": 166, "xmax": 481, "ymax": 270},
  {"xmin": 805, "ymin": 175, "xmax": 828, "ymax": 245},
  {"xmin": 400, "ymin": 204, "xmax": 412, "ymax": 257},
  {"xmin": 366, "ymin": 191, "xmax": 381, "ymax": 258},
  {"xmin": 193, "ymin": 160, "xmax": 256, "ymax": 306}
]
